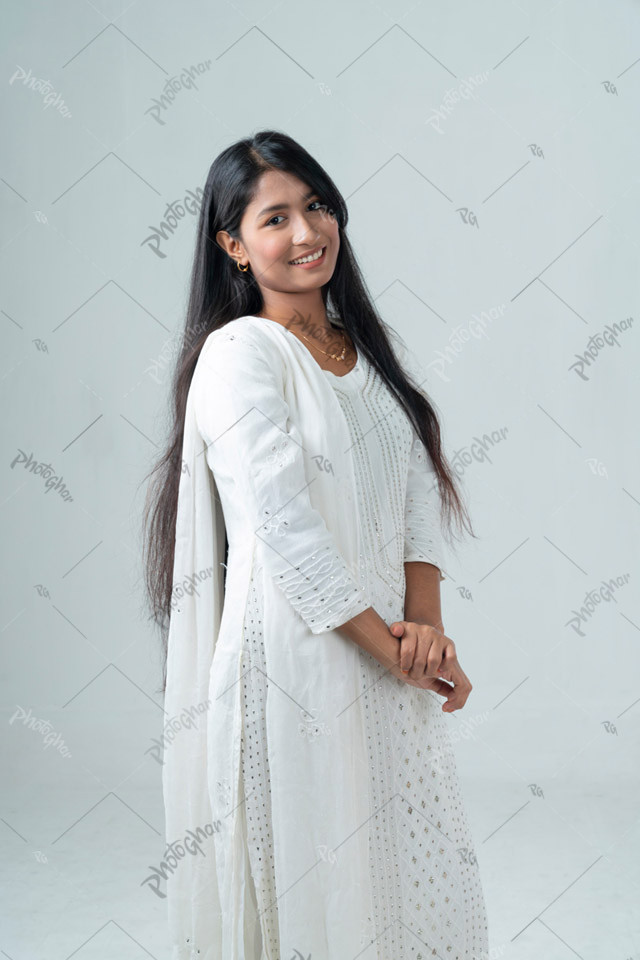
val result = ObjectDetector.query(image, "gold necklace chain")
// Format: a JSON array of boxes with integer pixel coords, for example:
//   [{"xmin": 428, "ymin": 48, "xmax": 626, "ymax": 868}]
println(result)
[{"xmin": 300, "ymin": 327, "xmax": 348, "ymax": 362}]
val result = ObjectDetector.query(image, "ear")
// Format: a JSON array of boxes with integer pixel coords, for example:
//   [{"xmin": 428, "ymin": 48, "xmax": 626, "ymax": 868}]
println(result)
[{"xmin": 215, "ymin": 229, "xmax": 240, "ymax": 256}]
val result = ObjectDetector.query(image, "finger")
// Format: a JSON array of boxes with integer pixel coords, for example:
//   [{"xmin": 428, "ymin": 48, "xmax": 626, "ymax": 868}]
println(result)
[
  {"xmin": 436, "ymin": 643, "xmax": 463, "ymax": 680},
  {"xmin": 443, "ymin": 688, "xmax": 469, "ymax": 712},
  {"xmin": 390, "ymin": 622, "xmax": 419, "ymax": 674},
  {"xmin": 425, "ymin": 642, "xmax": 449, "ymax": 678},
  {"xmin": 389, "ymin": 620, "xmax": 413, "ymax": 673},
  {"xmin": 388, "ymin": 622, "xmax": 414, "ymax": 676},
  {"xmin": 441, "ymin": 671, "xmax": 472, "ymax": 712},
  {"xmin": 402, "ymin": 674, "xmax": 452, "ymax": 697},
  {"xmin": 439, "ymin": 680, "xmax": 463, "ymax": 712},
  {"xmin": 410, "ymin": 624, "xmax": 439, "ymax": 680},
  {"xmin": 438, "ymin": 658, "xmax": 467, "ymax": 688},
  {"xmin": 408, "ymin": 642, "xmax": 428, "ymax": 679},
  {"xmin": 437, "ymin": 640, "xmax": 458, "ymax": 675},
  {"xmin": 400, "ymin": 636, "xmax": 418, "ymax": 674},
  {"xmin": 431, "ymin": 649, "xmax": 471, "ymax": 711}
]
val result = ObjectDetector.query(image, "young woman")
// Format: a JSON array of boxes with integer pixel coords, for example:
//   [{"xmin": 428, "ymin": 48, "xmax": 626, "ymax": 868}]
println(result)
[{"xmin": 143, "ymin": 130, "xmax": 489, "ymax": 960}]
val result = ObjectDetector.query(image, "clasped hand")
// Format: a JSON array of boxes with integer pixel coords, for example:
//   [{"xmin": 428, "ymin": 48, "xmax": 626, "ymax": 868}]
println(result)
[{"xmin": 387, "ymin": 620, "xmax": 472, "ymax": 714}]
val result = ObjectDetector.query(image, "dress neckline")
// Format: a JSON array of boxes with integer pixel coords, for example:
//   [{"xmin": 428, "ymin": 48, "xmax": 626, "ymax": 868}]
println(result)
[{"xmin": 247, "ymin": 315, "xmax": 361, "ymax": 380}]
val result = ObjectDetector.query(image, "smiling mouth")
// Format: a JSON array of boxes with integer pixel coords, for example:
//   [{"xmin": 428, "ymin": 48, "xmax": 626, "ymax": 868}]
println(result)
[{"xmin": 288, "ymin": 245, "xmax": 326, "ymax": 265}]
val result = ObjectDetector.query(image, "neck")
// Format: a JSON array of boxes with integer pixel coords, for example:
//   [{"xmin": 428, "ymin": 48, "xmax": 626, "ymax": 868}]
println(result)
[{"xmin": 256, "ymin": 310, "xmax": 336, "ymax": 336}]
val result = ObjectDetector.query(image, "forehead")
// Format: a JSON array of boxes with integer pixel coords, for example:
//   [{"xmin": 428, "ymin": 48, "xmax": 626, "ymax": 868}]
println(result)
[{"xmin": 246, "ymin": 169, "xmax": 312, "ymax": 208}]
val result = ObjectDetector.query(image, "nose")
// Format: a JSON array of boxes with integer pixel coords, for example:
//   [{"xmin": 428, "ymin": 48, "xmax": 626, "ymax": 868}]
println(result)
[{"xmin": 292, "ymin": 215, "xmax": 321, "ymax": 245}]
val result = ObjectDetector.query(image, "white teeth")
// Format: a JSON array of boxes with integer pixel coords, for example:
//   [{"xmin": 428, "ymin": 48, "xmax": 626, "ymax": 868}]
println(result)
[{"xmin": 290, "ymin": 247, "xmax": 324, "ymax": 265}]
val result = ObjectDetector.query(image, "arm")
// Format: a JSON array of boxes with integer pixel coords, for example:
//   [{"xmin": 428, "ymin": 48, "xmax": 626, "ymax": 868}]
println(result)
[
  {"xmin": 192, "ymin": 327, "xmax": 374, "ymax": 634},
  {"xmin": 341, "ymin": 433, "xmax": 447, "ymax": 671},
  {"xmin": 336, "ymin": 606, "xmax": 401, "ymax": 668},
  {"xmin": 397, "ymin": 425, "xmax": 474, "ymax": 707},
  {"xmin": 403, "ymin": 425, "xmax": 446, "ymax": 630},
  {"xmin": 404, "ymin": 560, "xmax": 443, "ymax": 631}
]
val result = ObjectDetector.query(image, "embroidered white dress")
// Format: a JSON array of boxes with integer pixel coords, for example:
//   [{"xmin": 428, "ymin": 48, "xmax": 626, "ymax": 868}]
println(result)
[{"xmin": 163, "ymin": 315, "xmax": 488, "ymax": 960}]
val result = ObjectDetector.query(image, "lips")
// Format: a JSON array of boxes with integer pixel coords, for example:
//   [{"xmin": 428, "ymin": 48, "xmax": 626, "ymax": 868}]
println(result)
[{"xmin": 288, "ymin": 244, "xmax": 325, "ymax": 264}]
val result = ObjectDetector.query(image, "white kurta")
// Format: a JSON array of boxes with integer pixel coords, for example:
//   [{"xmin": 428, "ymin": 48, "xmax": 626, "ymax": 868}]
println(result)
[{"xmin": 162, "ymin": 315, "xmax": 488, "ymax": 960}]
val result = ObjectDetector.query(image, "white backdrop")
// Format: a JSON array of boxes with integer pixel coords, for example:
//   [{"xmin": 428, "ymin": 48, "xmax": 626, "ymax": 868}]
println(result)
[{"xmin": 2, "ymin": 1, "xmax": 639, "ymax": 958}]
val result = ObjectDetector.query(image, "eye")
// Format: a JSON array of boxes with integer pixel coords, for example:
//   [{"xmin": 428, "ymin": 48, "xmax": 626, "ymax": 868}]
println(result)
[{"xmin": 266, "ymin": 200, "xmax": 328, "ymax": 226}]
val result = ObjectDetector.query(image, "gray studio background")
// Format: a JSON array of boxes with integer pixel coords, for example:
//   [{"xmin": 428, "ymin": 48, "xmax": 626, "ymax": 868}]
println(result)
[{"xmin": 2, "ymin": 1, "xmax": 639, "ymax": 958}]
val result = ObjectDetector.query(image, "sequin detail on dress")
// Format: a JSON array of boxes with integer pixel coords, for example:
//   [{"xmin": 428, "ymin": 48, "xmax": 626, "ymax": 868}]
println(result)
[
  {"xmin": 241, "ymin": 571, "xmax": 280, "ymax": 959},
  {"xmin": 405, "ymin": 435, "xmax": 446, "ymax": 579},
  {"xmin": 238, "ymin": 355, "xmax": 488, "ymax": 958}
]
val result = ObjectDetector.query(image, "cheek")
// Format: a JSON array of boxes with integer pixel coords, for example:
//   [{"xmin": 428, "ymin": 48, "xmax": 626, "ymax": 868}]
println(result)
[
  {"xmin": 260, "ymin": 236, "xmax": 290, "ymax": 263},
  {"xmin": 325, "ymin": 216, "xmax": 340, "ymax": 245}
]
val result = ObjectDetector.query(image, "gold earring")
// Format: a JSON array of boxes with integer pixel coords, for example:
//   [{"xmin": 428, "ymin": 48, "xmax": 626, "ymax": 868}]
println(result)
[{"xmin": 236, "ymin": 260, "xmax": 249, "ymax": 272}]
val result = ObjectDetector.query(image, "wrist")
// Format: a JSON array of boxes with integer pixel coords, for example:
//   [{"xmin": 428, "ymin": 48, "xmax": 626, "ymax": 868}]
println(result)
[{"xmin": 403, "ymin": 614, "xmax": 444, "ymax": 632}]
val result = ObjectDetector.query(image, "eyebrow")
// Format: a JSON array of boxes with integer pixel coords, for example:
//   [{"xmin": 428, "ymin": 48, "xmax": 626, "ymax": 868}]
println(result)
[{"xmin": 256, "ymin": 190, "xmax": 317, "ymax": 221}]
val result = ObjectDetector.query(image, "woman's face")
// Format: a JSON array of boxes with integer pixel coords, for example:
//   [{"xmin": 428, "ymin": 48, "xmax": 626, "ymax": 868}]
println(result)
[{"xmin": 222, "ymin": 169, "xmax": 340, "ymax": 297}]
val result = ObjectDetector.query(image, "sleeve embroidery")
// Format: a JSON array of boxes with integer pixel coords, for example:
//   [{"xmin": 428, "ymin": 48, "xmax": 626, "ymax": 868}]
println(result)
[
  {"xmin": 384, "ymin": 325, "xmax": 446, "ymax": 582},
  {"xmin": 192, "ymin": 328, "xmax": 371, "ymax": 633},
  {"xmin": 404, "ymin": 433, "xmax": 446, "ymax": 581}
]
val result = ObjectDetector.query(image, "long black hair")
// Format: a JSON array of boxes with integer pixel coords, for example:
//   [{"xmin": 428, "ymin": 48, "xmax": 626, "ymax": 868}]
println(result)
[{"xmin": 141, "ymin": 129, "xmax": 475, "ymax": 692}]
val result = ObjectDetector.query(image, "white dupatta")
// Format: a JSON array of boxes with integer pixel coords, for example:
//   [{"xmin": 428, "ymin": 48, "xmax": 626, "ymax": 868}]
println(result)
[{"xmin": 161, "ymin": 316, "xmax": 389, "ymax": 959}]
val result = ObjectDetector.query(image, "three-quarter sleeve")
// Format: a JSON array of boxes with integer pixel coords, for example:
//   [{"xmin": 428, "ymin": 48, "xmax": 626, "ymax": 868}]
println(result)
[
  {"xmin": 404, "ymin": 432, "xmax": 446, "ymax": 582},
  {"xmin": 384, "ymin": 323, "xmax": 446, "ymax": 581},
  {"xmin": 191, "ymin": 327, "xmax": 371, "ymax": 634}
]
